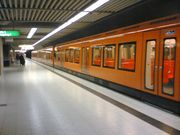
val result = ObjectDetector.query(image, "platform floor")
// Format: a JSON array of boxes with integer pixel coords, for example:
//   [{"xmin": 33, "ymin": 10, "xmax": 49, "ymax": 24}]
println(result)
[{"xmin": 0, "ymin": 60, "xmax": 180, "ymax": 135}]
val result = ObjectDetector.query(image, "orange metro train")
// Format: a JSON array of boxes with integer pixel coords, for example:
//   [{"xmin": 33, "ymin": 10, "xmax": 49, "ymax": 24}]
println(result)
[{"xmin": 32, "ymin": 14, "xmax": 180, "ymax": 114}]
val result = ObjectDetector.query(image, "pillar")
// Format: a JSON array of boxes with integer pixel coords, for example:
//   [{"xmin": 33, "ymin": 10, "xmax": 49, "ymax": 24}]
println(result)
[{"xmin": 0, "ymin": 38, "xmax": 3, "ymax": 75}]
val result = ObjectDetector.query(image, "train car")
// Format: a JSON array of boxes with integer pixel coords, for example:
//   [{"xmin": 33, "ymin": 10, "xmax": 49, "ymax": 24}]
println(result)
[
  {"xmin": 32, "ymin": 14, "xmax": 180, "ymax": 114},
  {"xmin": 32, "ymin": 48, "xmax": 53, "ymax": 66}
]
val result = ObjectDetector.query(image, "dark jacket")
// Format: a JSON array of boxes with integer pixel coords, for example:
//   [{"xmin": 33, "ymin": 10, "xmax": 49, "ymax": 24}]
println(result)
[{"xmin": 19, "ymin": 55, "xmax": 25, "ymax": 65}]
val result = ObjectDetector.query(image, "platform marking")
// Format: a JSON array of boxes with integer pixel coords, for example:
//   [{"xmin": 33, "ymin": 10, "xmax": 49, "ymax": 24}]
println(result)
[
  {"xmin": 33, "ymin": 61, "xmax": 180, "ymax": 135},
  {"xmin": 0, "ymin": 104, "xmax": 7, "ymax": 107}
]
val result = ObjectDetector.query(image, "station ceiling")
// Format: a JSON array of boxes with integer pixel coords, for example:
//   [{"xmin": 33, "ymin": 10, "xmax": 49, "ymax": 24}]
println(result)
[
  {"xmin": 0, "ymin": 0, "xmax": 142, "ymax": 49},
  {"xmin": 0, "ymin": 0, "xmax": 179, "ymax": 49}
]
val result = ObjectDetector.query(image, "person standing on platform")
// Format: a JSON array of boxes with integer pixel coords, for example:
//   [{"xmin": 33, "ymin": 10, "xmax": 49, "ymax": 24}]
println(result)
[{"xmin": 19, "ymin": 54, "xmax": 25, "ymax": 66}]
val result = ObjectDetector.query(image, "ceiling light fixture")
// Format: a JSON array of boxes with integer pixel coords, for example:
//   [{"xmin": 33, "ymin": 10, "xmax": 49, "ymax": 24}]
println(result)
[
  {"xmin": 18, "ymin": 45, "xmax": 34, "ymax": 53},
  {"xmin": 27, "ymin": 28, "xmax": 37, "ymax": 39},
  {"xmin": 32, "ymin": 0, "xmax": 110, "ymax": 46}
]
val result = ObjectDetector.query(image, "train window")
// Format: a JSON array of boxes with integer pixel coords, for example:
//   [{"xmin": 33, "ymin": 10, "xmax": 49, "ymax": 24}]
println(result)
[
  {"xmin": 103, "ymin": 45, "xmax": 116, "ymax": 68},
  {"xmin": 118, "ymin": 42, "xmax": 136, "ymax": 71},
  {"xmin": 92, "ymin": 46, "xmax": 102, "ymax": 66},
  {"xmin": 65, "ymin": 49, "xmax": 69, "ymax": 62},
  {"xmin": 46, "ymin": 51, "xmax": 51, "ymax": 59},
  {"xmin": 46, "ymin": 53, "xmax": 49, "ymax": 59},
  {"xmin": 145, "ymin": 40, "xmax": 156, "ymax": 90},
  {"xmin": 74, "ymin": 48, "xmax": 80, "ymax": 64},
  {"xmin": 69, "ymin": 49, "xmax": 74, "ymax": 63},
  {"xmin": 162, "ymin": 38, "xmax": 176, "ymax": 96},
  {"xmin": 44, "ymin": 52, "xmax": 46, "ymax": 59}
]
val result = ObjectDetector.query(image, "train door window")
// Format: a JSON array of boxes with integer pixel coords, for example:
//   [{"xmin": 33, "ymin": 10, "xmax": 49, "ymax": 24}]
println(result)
[
  {"xmin": 69, "ymin": 49, "xmax": 74, "ymax": 63},
  {"xmin": 61, "ymin": 50, "xmax": 65, "ymax": 63},
  {"xmin": 162, "ymin": 38, "xmax": 176, "ymax": 95},
  {"xmin": 46, "ymin": 52, "xmax": 49, "ymax": 59},
  {"xmin": 118, "ymin": 42, "xmax": 136, "ymax": 71},
  {"xmin": 82, "ymin": 48, "xmax": 85, "ymax": 66},
  {"xmin": 46, "ymin": 51, "xmax": 51, "ymax": 59},
  {"xmin": 103, "ymin": 44, "xmax": 115, "ymax": 68},
  {"xmin": 48, "ymin": 51, "xmax": 52, "ymax": 59},
  {"xmin": 44, "ymin": 52, "xmax": 46, "ymax": 59},
  {"xmin": 86, "ymin": 48, "xmax": 89, "ymax": 66},
  {"xmin": 57, "ymin": 50, "xmax": 60, "ymax": 61},
  {"xmin": 60, "ymin": 51, "xmax": 62, "ymax": 62},
  {"xmin": 92, "ymin": 46, "xmax": 102, "ymax": 66},
  {"xmin": 82, "ymin": 47, "xmax": 89, "ymax": 72},
  {"xmin": 65, "ymin": 49, "xmax": 69, "ymax": 62},
  {"xmin": 145, "ymin": 40, "xmax": 156, "ymax": 90},
  {"xmin": 43, "ymin": 52, "xmax": 45, "ymax": 59},
  {"xmin": 44, "ymin": 52, "xmax": 47, "ymax": 59},
  {"xmin": 74, "ymin": 48, "xmax": 80, "ymax": 64}
]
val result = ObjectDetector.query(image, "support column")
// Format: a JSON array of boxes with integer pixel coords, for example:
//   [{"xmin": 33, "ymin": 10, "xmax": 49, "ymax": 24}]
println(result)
[
  {"xmin": 52, "ymin": 46, "xmax": 55, "ymax": 68},
  {"xmin": 0, "ymin": 38, "xmax": 3, "ymax": 75}
]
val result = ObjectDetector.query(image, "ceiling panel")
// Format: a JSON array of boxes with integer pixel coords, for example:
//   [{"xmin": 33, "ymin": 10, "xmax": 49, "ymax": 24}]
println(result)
[
  {"xmin": 0, "ymin": 0, "xmax": 142, "ymax": 48},
  {"xmin": 79, "ymin": 12, "xmax": 111, "ymax": 22}
]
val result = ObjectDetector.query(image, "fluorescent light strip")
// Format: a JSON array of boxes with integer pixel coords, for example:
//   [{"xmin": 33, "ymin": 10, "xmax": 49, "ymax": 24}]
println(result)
[
  {"xmin": 84, "ymin": 0, "xmax": 109, "ymax": 12},
  {"xmin": 32, "ymin": 0, "xmax": 110, "ymax": 46},
  {"xmin": 27, "ymin": 28, "xmax": 37, "ymax": 39}
]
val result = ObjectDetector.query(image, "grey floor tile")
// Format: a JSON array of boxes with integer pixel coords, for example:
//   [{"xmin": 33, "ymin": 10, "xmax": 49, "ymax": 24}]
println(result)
[{"xmin": 0, "ymin": 60, "xmax": 178, "ymax": 135}]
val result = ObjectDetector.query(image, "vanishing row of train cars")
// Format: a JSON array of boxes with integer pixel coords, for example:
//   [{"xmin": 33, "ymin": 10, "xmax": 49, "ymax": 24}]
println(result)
[{"xmin": 32, "ymin": 14, "xmax": 180, "ymax": 114}]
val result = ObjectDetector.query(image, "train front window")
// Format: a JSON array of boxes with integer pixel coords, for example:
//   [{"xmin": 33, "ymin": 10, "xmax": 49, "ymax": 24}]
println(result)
[
  {"xmin": 103, "ymin": 45, "xmax": 115, "ymax": 68},
  {"xmin": 92, "ymin": 46, "xmax": 102, "ymax": 66},
  {"xmin": 74, "ymin": 48, "xmax": 80, "ymax": 64},
  {"xmin": 162, "ymin": 38, "xmax": 176, "ymax": 95},
  {"xmin": 118, "ymin": 42, "xmax": 136, "ymax": 71},
  {"xmin": 145, "ymin": 40, "xmax": 156, "ymax": 90}
]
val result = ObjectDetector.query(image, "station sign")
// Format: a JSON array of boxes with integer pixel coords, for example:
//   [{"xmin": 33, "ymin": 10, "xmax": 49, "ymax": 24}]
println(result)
[{"xmin": 0, "ymin": 30, "xmax": 20, "ymax": 37}]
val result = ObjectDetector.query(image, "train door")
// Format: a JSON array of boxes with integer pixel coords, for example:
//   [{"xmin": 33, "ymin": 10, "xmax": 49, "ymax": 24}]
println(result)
[
  {"xmin": 82, "ymin": 47, "xmax": 90, "ymax": 73},
  {"xmin": 142, "ymin": 30, "xmax": 160, "ymax": 94},
  {"xmin": 142, "ymin": 26, "xmax": 180, "ymax": 101},
  {"xmin": 158, "ymin": 27, "xmax": 180, "ymax": 100}
]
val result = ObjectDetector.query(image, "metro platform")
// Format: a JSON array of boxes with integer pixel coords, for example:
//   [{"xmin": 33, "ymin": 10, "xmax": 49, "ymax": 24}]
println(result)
[{"xmin": 0, "ymin": 60, "xmax": 180, "ymax": 135}]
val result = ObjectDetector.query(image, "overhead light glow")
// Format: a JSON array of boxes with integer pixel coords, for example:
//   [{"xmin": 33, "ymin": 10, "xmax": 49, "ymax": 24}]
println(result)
[
  {"xmin": 45, "ymin": 48, "xmax": 53, "ymax": 51},
  {"xmin": 33, "ymin": 21, "xmax": 73, "ymax": 46},
  {"xmin": 32, "ymin": 51, "xmax": 38, "ymax": 53},
  {"xmin": 15, "ymin": 50, "xmax": 21, "ymax": 52},
  {"xmin": 27, "ymin": 28, "xmax": 37, "ymax": 39},
  {"xmin": 32, "ymin": 0, "xmax": 110, "ymax": 46},
  {"xmin": 84, "ymin": 0, "xmax": 110, "ymax": 12},
  {"xmin": 19, "ymin": 44, "xmax": 34, "ymax": 52}
]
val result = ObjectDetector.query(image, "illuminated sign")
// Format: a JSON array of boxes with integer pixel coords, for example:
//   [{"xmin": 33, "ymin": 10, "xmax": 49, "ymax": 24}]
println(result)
[
  {"xmin": 0, "ymin": 31, "xmax": 20, "ymax": 37},
  {"xmin": 165, "ymin": 30, "xmax": 175, "ymax": 36}
]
